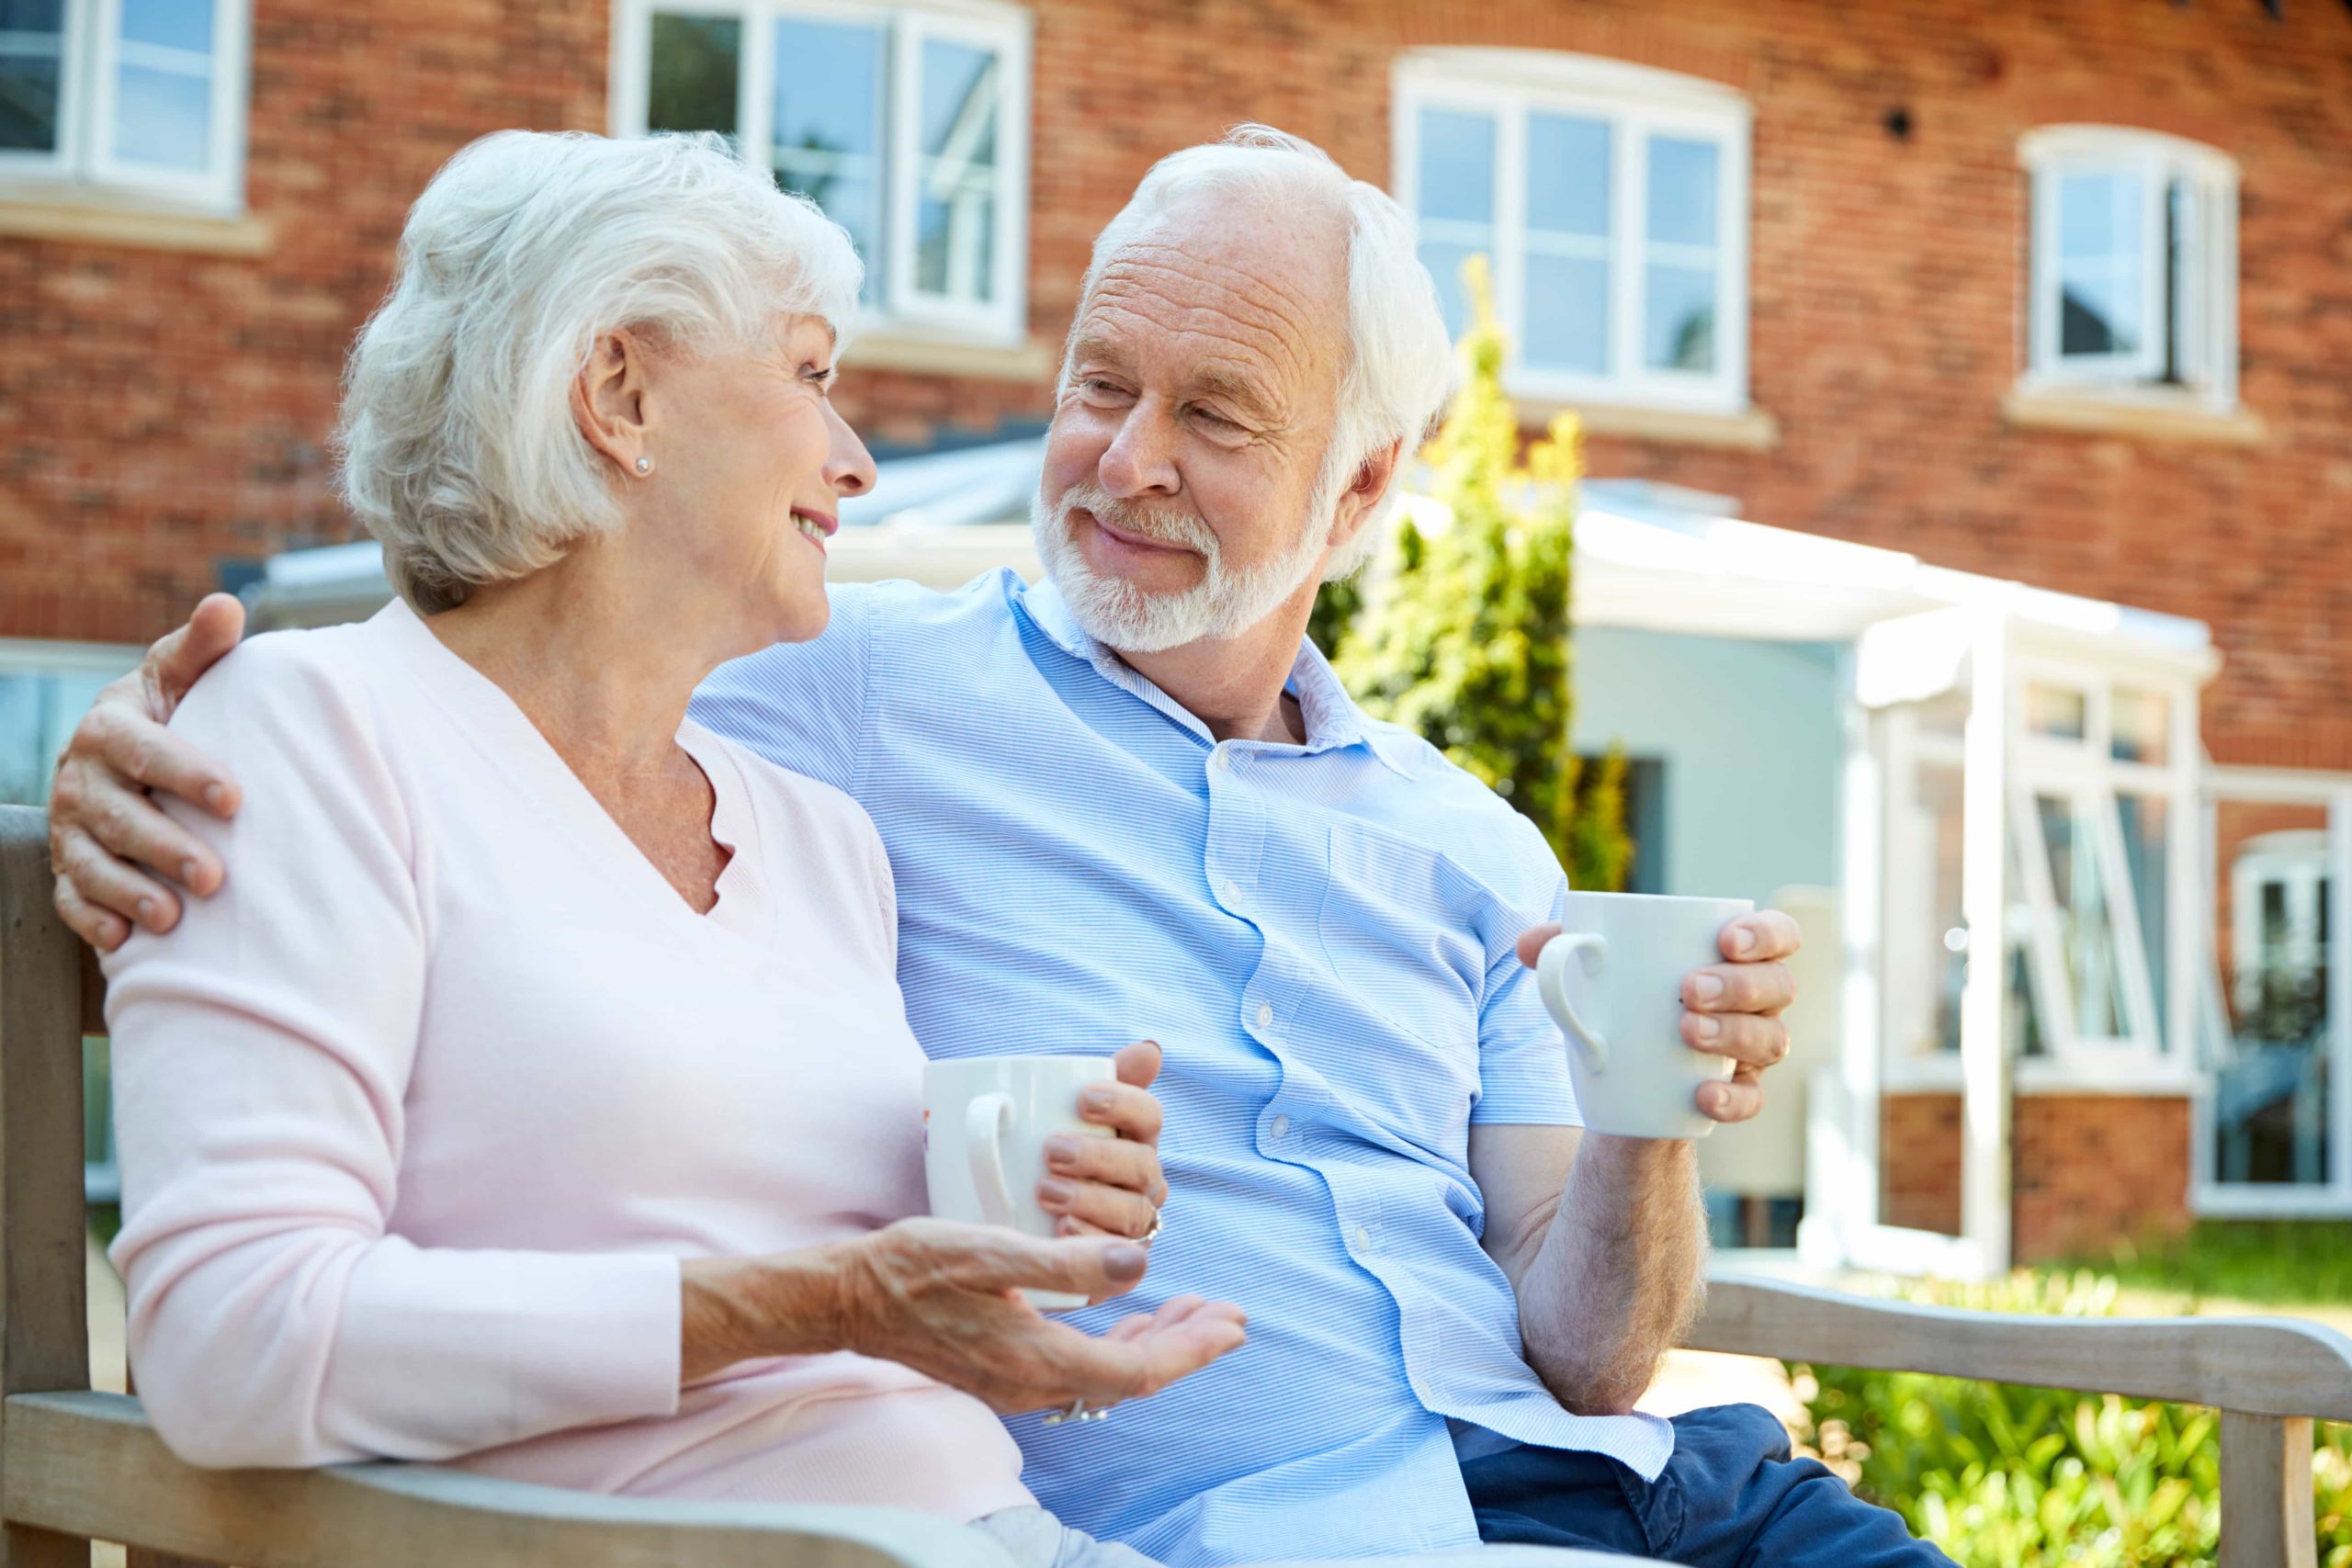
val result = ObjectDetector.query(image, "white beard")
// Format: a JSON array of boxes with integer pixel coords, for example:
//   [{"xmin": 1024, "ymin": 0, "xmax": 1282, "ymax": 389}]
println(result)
[{"xmin": 1031, "ymin": 476, "xmax": 1336, "ymax": 655}]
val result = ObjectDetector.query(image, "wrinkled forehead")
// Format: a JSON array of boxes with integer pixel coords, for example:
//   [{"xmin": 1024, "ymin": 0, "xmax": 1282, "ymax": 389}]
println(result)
[{"xmin": 1074, "ymin": 192, "xmax": 1350, "ymax": 420}]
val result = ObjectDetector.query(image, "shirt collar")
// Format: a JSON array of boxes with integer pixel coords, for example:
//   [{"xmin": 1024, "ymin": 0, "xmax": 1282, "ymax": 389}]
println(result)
[{"xmin": 1014, "ymin": 575, "xmax": 1408, "ymax": 773}]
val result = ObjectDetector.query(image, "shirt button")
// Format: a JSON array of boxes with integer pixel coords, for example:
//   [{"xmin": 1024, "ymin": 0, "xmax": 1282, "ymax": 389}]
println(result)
[
  {"xmin": 1255, "ymin": 1002, "xmax": 1273, "ymax": 1029},
  {"xmin": 1212, "ymin": 748, "xmax": 1232, "ymax": 772},
  {"xmin": 1351, "ymin": 1224, "xmax": 1373, "ymax": 1253},
  {"xmin": 1220, "ymin": 878, "xmax": 1243, "ymax": 906},
  {"xmin": 1271, "ymin": 1113, "xmax": 1290, "ymax": 1138}
]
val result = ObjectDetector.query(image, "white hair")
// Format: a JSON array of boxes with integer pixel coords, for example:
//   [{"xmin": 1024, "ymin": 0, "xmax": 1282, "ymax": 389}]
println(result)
[
  {"xmin": 1061, "ymin": 124, "xmax": 1457, "ymax": 584},
  {"xmin": 335, "ymin": 130, "xmax": 863, "ymax": 614}
]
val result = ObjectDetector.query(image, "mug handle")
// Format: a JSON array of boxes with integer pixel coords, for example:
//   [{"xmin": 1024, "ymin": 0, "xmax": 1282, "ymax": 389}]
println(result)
[
  {"xmin": 965, "ymin": 1092, "xmax": 1019, "ymax": 1227},
  {"xmin": 1537, "ymin": 932, "xmax": 1610, "ymax": 1076}
]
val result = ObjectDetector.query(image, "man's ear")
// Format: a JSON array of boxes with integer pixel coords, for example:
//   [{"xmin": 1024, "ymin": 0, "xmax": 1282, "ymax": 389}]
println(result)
[
  {"xmin": 1324, "ymin": 437, "xmax": 1406, "ymax": 556},
  {"xmin": 571, "ymin": 328, "xmax": 654, "ymax": 476}
]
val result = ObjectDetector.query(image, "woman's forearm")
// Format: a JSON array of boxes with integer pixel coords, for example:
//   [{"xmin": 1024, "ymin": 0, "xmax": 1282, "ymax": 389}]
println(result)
[{"xmin": 680, "ymin": 1245, "xmax": 856, "ymax": 1383}]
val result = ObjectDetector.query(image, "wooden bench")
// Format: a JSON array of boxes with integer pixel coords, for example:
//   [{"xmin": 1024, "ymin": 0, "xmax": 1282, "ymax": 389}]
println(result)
[{"xmin": 4, "ymin": 804, "xmax": 2348, "ymax": 1567}]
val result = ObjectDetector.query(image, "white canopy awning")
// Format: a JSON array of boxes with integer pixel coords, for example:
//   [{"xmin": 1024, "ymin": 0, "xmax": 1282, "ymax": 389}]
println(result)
[{"xmin": 246, "ymin": 436, "xmax": 2219, "ymax": 687}]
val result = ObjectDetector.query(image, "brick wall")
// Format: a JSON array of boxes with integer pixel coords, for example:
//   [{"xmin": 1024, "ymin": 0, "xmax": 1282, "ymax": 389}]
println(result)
[
  {"xmin": 5, "ymin": 1, "xmax": 2346, "ymax": 768},
  {"xmin": 1883, "ymin": 1090, "xmax": 2196, "ymax": 1262},
  {"xmin": 1883, "ymin": 1091, "xmax": 1963, "ymax": 1237}
]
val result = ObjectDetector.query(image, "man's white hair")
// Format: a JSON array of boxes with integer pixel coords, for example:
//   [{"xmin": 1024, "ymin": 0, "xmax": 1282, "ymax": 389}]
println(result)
[
  {"xmin": 336, "ymin": 130, "xmax": 863, "ymax": 614},
  {"xmin": 1062, "ymin": 124, "xmax": 1457, "ymax": 584}
]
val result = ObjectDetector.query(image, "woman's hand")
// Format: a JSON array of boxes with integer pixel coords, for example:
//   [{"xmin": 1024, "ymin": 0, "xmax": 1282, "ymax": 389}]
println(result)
[
  {"xmin": 1037, "ymin": 1040, "xmax": 1170, "ymax": 1243},
  {"xmin": 683, "ymin": 1221, "xmax": 1246, "ymax": 1416}
]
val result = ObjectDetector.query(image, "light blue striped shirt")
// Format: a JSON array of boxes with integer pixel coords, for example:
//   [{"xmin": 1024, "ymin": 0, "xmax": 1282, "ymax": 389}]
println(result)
[{"xmin": 690, "ymin": 571, "xmax": 1674, "ymax": 1564}]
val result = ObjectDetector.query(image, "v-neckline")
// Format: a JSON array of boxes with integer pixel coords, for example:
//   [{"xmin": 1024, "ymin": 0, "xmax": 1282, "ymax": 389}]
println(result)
[{"xmin": 372, "ymin": 600, "xmax": 772, "ymax": 948}]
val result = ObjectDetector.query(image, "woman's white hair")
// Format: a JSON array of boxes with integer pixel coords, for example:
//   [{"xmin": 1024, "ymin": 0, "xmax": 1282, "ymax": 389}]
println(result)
[
  {"xmin": 336, "ymin": 130, "xmax": 863, "ymax": 614},
  {"xmin": 1066, "ymin": 125, "xmax": 1457, "ymax": 582}
]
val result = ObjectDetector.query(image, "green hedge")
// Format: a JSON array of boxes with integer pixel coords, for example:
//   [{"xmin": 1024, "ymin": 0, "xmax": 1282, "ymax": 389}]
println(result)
[{"xmin": 1792, "ymin": 1271, "xmax": 2352, "ymax": 1567}]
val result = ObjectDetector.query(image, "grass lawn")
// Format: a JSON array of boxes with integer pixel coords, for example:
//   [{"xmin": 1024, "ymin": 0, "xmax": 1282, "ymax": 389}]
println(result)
[{"xmin": 2055, "ymin": 1218, "xmax": 2352, "ymax": 1317}]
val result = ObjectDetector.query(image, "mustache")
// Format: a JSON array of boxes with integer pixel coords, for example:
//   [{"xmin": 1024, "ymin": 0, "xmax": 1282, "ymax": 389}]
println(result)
[{"xmin": 1060, "ymin": 483, "xmax": 1216, "ymax": 556}]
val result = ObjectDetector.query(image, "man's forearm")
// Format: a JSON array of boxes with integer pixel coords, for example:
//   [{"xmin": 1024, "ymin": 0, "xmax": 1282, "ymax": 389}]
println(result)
[{"xmin": 1514, "ymin": 1136, "xmax": 1707, "ymax": 1416}]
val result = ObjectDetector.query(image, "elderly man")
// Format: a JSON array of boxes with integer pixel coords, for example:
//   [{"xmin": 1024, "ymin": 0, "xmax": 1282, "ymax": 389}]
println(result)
[{"xmin": 49, "ymin": 128, "xmax": 1947, "ymax": 1566}]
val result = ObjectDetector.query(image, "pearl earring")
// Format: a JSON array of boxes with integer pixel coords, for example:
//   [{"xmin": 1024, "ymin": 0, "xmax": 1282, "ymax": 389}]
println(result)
[{"xmin": 634, "ymin": 456, "xmax": 653, "ymax": 475}]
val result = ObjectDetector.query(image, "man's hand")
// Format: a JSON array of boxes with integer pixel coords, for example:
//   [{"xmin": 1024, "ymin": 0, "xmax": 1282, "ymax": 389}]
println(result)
[
  {"xmin": 1515, "ymin": 908, "xmax": 1800, "ymax": 1124},
  {"xmin": 50, "ymin": 594, "xmax": 246, "ymax": 950},
  {"xmin": 683, "ymin": 1221, "xmax": 1247, "ymax": 1414},
  {"xmin": 1038, "ymin": 1040, "xmax": 1170, "ymax": 1241}
]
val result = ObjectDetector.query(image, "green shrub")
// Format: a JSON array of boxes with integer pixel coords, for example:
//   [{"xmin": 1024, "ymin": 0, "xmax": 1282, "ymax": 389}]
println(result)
[
  {"xmin": 1316, "ymin": 254, "xmax": 1631, "ymax": 891},
  {"xmin": 1792, "ymin": 1271, "xmax": 2352, "ymax": 1567}
]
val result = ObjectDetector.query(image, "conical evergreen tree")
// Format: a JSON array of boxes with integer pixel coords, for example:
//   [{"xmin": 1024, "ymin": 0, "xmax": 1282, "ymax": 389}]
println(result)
[{"xmin": 1318, "ymin": 255, "xmax": 1631, "ymax": 891}]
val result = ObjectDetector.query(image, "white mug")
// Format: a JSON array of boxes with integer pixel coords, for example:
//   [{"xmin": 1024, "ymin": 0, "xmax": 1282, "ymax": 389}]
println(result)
[
  {"xmin": 923, "ymin": 1055, "xmax": 1117, "ymax": 1309},
  {"xmin": 1536, "ymin": 892, "xmax": 1753, "ymax": 1140}
]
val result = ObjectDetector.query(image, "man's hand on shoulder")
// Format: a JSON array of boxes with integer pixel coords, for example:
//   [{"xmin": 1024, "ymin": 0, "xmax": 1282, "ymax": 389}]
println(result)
[
  {"xmin": 50, "ymin": 593, "xmax": 248, "ymax": 951},
  {"xmin": 1515, "ymin": 908, "xmax": 1800, "ymax": 1124}
]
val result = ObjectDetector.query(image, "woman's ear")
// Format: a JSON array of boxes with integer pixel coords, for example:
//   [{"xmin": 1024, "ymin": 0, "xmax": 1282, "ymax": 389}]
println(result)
[{"xmin": 571, "ymin": 329, "xmax": 654, "ymax": 477}]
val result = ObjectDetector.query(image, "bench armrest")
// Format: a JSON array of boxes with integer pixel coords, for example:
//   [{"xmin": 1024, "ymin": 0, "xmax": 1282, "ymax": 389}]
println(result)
[
  {"xmin": 5, "ymin": 1391, "xmax": 1020, "ymax": 1568},
  {"xmin": 1684, "ymin": 1273, "xmax": 2352, "ymax": 1422}
]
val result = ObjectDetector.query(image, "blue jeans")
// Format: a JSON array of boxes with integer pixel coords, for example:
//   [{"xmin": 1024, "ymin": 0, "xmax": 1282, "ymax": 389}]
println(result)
[{"xmin": 1462, "ymin": 1403, "xmax": 1956, "ymax": 1566}]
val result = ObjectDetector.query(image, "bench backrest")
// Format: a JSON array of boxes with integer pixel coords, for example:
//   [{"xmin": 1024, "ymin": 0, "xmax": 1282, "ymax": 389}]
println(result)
[{"xmin": 0, "ymin": 805, "xmax": 94, "ymax": 1429}]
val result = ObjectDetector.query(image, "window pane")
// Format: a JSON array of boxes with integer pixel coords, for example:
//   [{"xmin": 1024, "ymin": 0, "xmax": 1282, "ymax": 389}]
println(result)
[
  {"xmin": 648, "ymin": 14, "xmax": 741, "ymax": 140},
  {"xmin": 109, "ymin": 0, "xmax": 216, "ymax": 173},
  {"xmin": 2111, "ymin": 686, "xmax": 2170, "ymax": 763},
  {"xmin": 2055, "ymin": 169, "xmax": 2143, "ymax": 358},
  {"xmin": 1416, "ymin": 107, "xmax": 1494, "ymax": 224},
  {"xmin": 1908, "ymin": 761, "xmax": 1968, "ymax": 1056},
  {"xmin": 1646, "ymin": 135, "xmax": 1718, "ymax": 247},
  {"xmin": 2210, "ymin": 807, "xmax": 2332, "ymax": 1187},
  {"xmin": 1644, "ymin": 262, "xmax": 1713, "ymax": 371},
  {"xmin": 1525, "ymin": 112, "xmax": 1608, "ymax": 236},
  {"xmin": 2119, "ymin": 793, "xmax": 2169, "ymax": 1043},
  {"xmin": 114, "ymin": 64, "xmax": 214, "ymax": 171},
  {"xmin": 119, "ymin": 0, "xmax": 209, "ymax": 51},
  {"xmin": 0, "ymin": 667, "xmax": 119, "ymax": 806},
  {"xmin": 913, "ymin": 37, "xmax": 1002, "ymax": 303},
  {"xmin": 2037, "ymin": 793, "xmax": 2129, "ymax": 1040},
  {"xmin": 2025, "ymin": 682, "xmax": 2086, "ymax": 741},
  {"xmin": 1419, "ymin": 240, "xmax": 1483, "ymax": 342},
  {"xmin": 1523, "ymin": 253, "xmax": 1608, "ymax": 375},
  {"xmin": 0, "ymin": 0, "xmax": 62, "ymax": 153},
  {"xmin": 772, "ymin": 17, "xmax": 883, "ymax": 297}
]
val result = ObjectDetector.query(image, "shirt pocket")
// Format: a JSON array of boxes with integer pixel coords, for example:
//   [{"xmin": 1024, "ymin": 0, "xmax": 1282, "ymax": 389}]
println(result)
[{"xmin": 1316, "ymin": 818, "xmax": 1489, "ymax": 1057}]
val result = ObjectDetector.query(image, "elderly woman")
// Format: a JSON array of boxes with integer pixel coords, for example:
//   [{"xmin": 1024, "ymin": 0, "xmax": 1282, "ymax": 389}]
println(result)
[{"xmin": 97, "ymin": 130, "xmax": 1242, "ymax": 1564}]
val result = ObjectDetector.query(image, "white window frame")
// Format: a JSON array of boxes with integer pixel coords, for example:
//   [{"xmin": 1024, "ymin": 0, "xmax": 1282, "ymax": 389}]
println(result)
[
  {"xmin": 2191, "ymin": 767, "xmax": 2352, "ymax": 1217},
  {"xmin": 2020, "ymin": 125, "xmax": 2239, "ymax": 411},
  {"xmin": 0, "ymin": 0, "xmax": 251, "ymax": 214},
  {"xmin": 1393, "ymin": 49, "xmax": 1752, "ymax": 418},
  {"xmin": 1879, "ymin": 657, "xmax": 2201, "ymax": 1094},
  {"xmin": 610, "ymin": 0, "xmax": 1031, "ymax": 345},
  {"xmin": 2008, "ymin": 658, "xmax": 2191, "ymax": 1074}
]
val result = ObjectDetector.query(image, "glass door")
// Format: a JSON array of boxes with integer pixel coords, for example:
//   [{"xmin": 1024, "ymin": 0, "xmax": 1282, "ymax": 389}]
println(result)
[{"xmin": 2199, "ymin": 784, "xmax": 2346, "ymax": 1205}]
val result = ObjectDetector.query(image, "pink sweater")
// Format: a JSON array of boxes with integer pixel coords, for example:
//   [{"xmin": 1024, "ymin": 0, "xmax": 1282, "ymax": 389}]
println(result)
[{"xmin": 102, "ymin": 600, "xmax": 1033, "ymax": 1517}]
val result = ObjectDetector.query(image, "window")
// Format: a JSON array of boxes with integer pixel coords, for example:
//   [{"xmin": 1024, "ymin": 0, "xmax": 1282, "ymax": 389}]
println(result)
[
  {"xmin": 0, "ymin": 0, "xmax": 251, "ymax": 211},
  {"xmin": 2021, "ymin": 126, "xmax": 2238, "ymax": 407},
  {"xmin": 1395, "ymin": 50, "xmax": 1751, "ymax": 415},
  {"xmin": 614, "ymin": 0, "xmax": 1031, "ymax": 344},
  {"xmin": 0, "ymin": 643, "xmax": 133, "ymax": 806}
]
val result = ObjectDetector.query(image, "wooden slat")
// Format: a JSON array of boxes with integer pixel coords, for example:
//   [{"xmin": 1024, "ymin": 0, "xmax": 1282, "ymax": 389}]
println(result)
[
  {"xmin": 0, "ymin": 808, "xmax": 93, "ymax": 1568},
  {"xmin": 1687, "ymin": 1274, "xmax": 2352, "ymax": 1421},
  {"xmin": 6, "ymin": 1393, "xmax": 1015, "ymax": 1568},
  {"xmin": 77, "ymin": 948, "xmax": 102, "ymax": 1043},
  {"xmin": 2219, "ymin": 1412, "xmax": 2317, "ymax": 1568}
]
